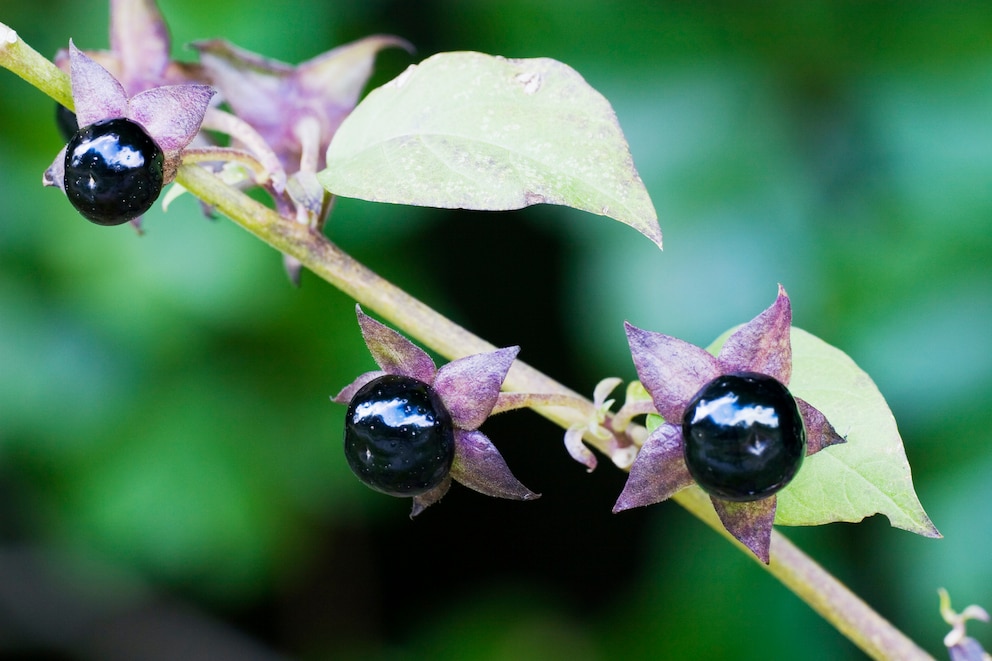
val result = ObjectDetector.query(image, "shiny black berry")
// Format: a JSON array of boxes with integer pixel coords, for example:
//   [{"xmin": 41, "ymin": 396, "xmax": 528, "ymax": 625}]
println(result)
[
  {"xmin": 682, "ymin": 372, "xmax": 806, "ymax": 502},
  {"xmin": 55, "ymin": 104, "xmax": 79, "ymax": 143},
  {"xmin": 63, "ymin": 117, "xmax": 164, "ymax": 226},
  {"xmin": 344, "ymin": 374, "xmax": 455, "ymax": 497}
]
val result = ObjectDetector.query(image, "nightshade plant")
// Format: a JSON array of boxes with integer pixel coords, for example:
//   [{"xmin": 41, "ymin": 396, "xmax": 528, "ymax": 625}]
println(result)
[{"xmin": 0, "ymin": 1, "xmax": 966, "ymax": 658}]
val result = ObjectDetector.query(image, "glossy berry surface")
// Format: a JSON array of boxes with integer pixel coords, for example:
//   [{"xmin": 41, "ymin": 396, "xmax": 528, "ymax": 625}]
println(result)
[
  {"xmin": 63, "ymin": 117, "xmax": 164, "ymax": 226},
  {"xmin": 682, "ymin": 372, "xmax": 806, "ymax": 502},
  {"xmin": 344, "ymin": 374, "xmax": 455, "ymax": 497}
]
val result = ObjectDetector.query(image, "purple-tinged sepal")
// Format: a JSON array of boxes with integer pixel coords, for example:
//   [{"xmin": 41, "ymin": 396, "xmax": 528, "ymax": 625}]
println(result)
[
  {"xmin": 796, "ymin": 398, "xmax": 846, "ymax": 454},
  {"xmin": 612, "ymin": 423, "xmax": 693, "ymax": 512},
  {"xmin": 712, "ymin": 497, "xmax": 777, "ymax": 564},
  {"xmin": 450, "ymin": 430, "xmax": 538, "ymax": 501},
  {"xmin": 53, "ymin": 0, "xmax": 201, "ymax": 95},
  {"xmin": 410, "ymin": 478, "xmax": 451, "ymax": 518},
  {"xmin": 624, "ymin": 323, "xmax": 721, "ymax": 422},
  {"xmin": 434, "ymin": 346, "xmax": 519, "ymax": 431},
  {"xmin": 194, "ymin": 35, "xmax": 412, "ymax": 172},
  {"xmin": 718, "ymin": 283, "xmax": 793, "ymax": 383},
  {"xmin": 355, "ymin": 306, "xmax": 436, "ymax": 384}
]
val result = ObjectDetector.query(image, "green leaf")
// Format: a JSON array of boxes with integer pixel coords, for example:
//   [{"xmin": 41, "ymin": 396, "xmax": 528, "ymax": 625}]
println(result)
[
  {"xmin": 710, "ymin": 327, "xmax": 939, "ymax": 536},
  {"xmin": 318, "ymin": 51, "xmax": 661, "ymax": 248}
]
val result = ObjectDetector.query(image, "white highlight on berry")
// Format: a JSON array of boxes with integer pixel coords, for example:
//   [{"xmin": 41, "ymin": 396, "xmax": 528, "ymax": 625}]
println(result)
[{"xmin": 691, "ymin": 393, "xmax": 778, "ymax": 428}]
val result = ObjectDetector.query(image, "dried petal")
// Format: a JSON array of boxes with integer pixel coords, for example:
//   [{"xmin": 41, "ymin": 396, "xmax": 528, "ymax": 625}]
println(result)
[
  {"xmin": 193, "ymin": 39, "xmax": 286, "ymax": 139},
  {"xmin": 796, "ymin": 397, "xmax": 846, "ymax": 455},
  {"xmin": 593, "ymin": 376, "xmax": 623, "ymax": 407},
  {"xmin": 356, "ymin": 306, "xmax": 436, "ymax": 383},
  {"xmin": 194, "ymin": 35, "xmax": 411, "ymax": 170},
  {"xmin": 718, "ymin": 284, "xmax": 792, "ymax": 383},
  {"xmin": 711, "ymin": 496, "xmax": 777, "ymax": 564},
  {"xmin": 450, "ymin": 429, "xmax": 538, "ymax": 500},
  {"xmin": 564, "ymin": 425, "xmax": 598, "ymax": 471},
  {"xmin": 296, "ymin": 34, "xmax": 413, "ymax": 122},
  {"xmin": 624, "ymin": 322, "xmax": 721, "ymax": 421},
  {"xmin": 69, "ymin": 42, "xmax": 128, "ymax": 126},
  {"xmin": 433, "ymin": 346, "xmax": 519, "ymax": 430},
  {"xmin": 612, "ymin": 423, "xmax": 694, "ymax": 512},
  {"xmin": 287, "ymin": 171, "xmax": 327, "ymax": 219}
]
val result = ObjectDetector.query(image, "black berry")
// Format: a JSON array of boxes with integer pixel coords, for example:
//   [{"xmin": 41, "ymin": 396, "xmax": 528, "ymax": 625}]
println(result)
[
  {"xmin": 63, "ymin": 117, "xmax": 164, "ymax": 226},
  {"xmin": 55, "ymin": 104, "xmax": 79, "ymax": 143},
  {"xmin": 344, "ymin": 374, "xmax": 455, "ymax": 497},
  {"xmin": 682, "ymin": 372, "xmax": 806, "ymax": 502}
]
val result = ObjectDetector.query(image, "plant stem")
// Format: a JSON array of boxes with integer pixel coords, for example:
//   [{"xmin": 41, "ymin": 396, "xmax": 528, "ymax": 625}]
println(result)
[
  {"xmin": 0, "ymin": 23, "xmax": 73, "ymax": 109},
  {"xmin": 0, "ymin": 28, "xmax": 935, "ymax": 660},
  {"xmin": 491, "ymin": 392, "xmax": 596, "ymax": 416}
]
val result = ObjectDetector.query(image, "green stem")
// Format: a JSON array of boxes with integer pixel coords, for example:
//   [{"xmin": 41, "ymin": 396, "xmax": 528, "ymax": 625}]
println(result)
[
  {"xmin": 182, "ymin": 147, "xmax": 269, "ymax": 183},
  {"xmin": 0, "ymin": 27, "xmax": 934, "ymax": 661},
  {"xmin": 0, "ymin": 24, "xmax": 73, "ymax": 109},
  {"xmin": 491, "ymin": 391, "xmax": 595, "ymax": 416}
]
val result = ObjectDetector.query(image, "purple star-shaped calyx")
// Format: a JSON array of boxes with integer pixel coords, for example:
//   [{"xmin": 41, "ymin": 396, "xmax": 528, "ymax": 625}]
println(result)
[
  {"xmin": 193, "ymin": 35, "xmax": 412, "ymax": 172},
  {"xmin": 43, "ymin": 42, "xmax": 214, "ymax": 195},
  {"xmin": 614, "ymin": 285, "xmax": 845, "ymax": 562},
  {"xmin": 333, "ymin": 306, "xmax": 538, "ymax": 516},
  {"xmin": 53, "ymin": 0, "xmax": 200, "ymax": 95}
]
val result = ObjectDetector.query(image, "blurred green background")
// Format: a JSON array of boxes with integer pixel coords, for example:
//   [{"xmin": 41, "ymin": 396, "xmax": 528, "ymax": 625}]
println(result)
[{"xmin": 1, "ymin": 1, "xmax": 990, "ymax": 659}]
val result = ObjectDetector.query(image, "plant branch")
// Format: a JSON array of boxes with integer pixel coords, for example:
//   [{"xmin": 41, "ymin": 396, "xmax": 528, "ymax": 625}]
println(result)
[
  {"xmin": 0, "ymin": 27, "xmax": 935, "ymax": 660},
  {"xmin": 491, "ymin": 392, "xmax": 596, "ymax": 417},
  {"xmin": 0, "ymin": 23, "xmax": 73, "ymax": 109}
]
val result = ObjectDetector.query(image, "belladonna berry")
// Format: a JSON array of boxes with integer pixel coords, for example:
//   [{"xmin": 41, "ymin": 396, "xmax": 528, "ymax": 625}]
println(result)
[
  {"xmin": 682, "ymin": 371, "xmax": 806, "ymax": 502},
  {"xmin": 63, "ymin": 117, "xmax": 164, "ymax": 226},
  {"xmin": 344, "ymin": 374, "xmax": 456, "ymax": 497},
  {"xmin": 55, "ymin": 105, "xmax": 79, "ymax": 143}
]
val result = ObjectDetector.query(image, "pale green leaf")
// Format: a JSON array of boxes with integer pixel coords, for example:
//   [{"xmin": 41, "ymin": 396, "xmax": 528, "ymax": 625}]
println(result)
[
  {"xmin": 710, "ymin": 327, "xmax": 939, "ymax": 536},
  {"xmin": 318, "ymin": 51, "xmax": 661, "ymax": 248}
]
